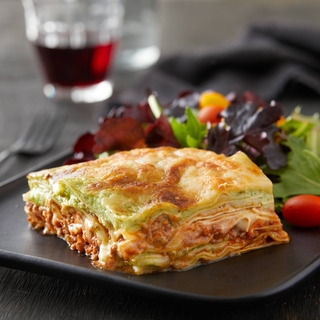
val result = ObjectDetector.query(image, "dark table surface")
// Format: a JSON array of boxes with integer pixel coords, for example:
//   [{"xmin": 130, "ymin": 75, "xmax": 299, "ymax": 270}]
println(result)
[{"xmin": 1, "ymin": 1, "xmax": 320, "ymax": 319}]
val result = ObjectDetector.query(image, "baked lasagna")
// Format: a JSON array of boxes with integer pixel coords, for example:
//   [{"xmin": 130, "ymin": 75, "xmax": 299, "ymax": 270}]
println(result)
[{"xmin": 23, "ymin": 147, "xmax": 289, "ymax": 274}]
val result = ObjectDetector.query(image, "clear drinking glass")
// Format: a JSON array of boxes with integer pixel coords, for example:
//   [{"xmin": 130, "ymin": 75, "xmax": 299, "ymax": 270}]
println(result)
[
  {"xmin": 115, "ymin": 0, "xmax": 160, "ymax": 71},
  {"xmin": 21, "ymin": 0, "xmax": 124, "ymax": 103}
]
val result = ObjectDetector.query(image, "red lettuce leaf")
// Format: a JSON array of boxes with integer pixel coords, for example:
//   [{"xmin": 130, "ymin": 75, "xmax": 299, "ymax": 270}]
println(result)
[
  {"xmin": 207, "ymin": 100, "xmax": 287, "ymax": 170},
  {"xmin": 145, "ymin": 114, "xmax": 180, "ymax": 148},
  {"xmin": 93, "ymin": 117, "xmax": 146, "ymax": 154}
]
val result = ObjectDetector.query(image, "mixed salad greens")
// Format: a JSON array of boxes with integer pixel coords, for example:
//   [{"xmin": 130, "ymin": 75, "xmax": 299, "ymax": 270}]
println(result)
[{"xmin": 65, "ymin": 90, "xmax": 320, "ymax": 213}]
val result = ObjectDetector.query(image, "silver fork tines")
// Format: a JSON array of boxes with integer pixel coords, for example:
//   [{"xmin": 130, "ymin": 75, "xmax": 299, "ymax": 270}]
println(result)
[{"xmin": 0, "ymin": 112, "xmax": 64, "ymax": 164}]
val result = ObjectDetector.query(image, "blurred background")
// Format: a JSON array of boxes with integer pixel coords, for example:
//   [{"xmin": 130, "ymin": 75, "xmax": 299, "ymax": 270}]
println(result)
[
  {"xmin": 159, "ymin": 0, "xmax": 320, "ymax": 55},
  {"xmin": 1, "ymin": 0, "xmax": 320, "ymax": 181},
  {"xmin": 1, "ymin": 0, "xmax": 320, "ymax": 99}
]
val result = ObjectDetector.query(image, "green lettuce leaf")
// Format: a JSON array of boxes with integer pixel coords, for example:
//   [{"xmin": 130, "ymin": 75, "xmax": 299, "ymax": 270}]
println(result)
[
  {"xmin": 269, "ymin": 135, "xmax": 320, "ymax": 201},
  {"xmin": 169, "ymin": 108, "xmax": 207, "ymax": 148},
  {"xmin": 281, "ymin": 106, "xmax": 320, "ymax": 156}
]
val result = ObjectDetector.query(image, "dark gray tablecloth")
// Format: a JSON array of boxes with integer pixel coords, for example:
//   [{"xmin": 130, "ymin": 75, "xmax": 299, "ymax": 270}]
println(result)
[{"xmin": 119, "ymin": 19, "xmax": 320, "ymax": 105}]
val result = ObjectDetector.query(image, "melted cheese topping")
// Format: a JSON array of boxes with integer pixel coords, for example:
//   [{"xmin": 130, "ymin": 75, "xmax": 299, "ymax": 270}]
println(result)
[{"xmin": 24, "ymin": 148, "xmax": 271, "ymax": 226}]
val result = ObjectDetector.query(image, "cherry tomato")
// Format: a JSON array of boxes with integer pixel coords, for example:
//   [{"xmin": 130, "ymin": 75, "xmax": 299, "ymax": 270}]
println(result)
[
  {"xmin": 276, "ymin": 115, "xmax": 286, "ymax": 127},
  {"xmin": 198, "ymin": 105, "xmax": 225, "ymax": 124},
  {"xmin": 199, "ymin": 91, "xmax": 230, "ymax": 109},
  {"xmin": 282, "ymin": 195, "xmax": 320, "ymax": 227}
]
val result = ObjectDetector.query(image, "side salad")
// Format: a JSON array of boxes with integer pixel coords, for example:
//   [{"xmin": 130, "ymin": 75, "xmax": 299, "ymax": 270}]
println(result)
[{"xmin": 65, "ymin": 90, "xmax": 320, "ymax": 226}]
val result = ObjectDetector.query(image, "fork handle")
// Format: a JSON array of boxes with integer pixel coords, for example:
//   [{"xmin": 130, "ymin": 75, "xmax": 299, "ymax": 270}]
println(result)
[{"xmin": 0, "ymin": 149, "xmax": 13, "ymax": 164}]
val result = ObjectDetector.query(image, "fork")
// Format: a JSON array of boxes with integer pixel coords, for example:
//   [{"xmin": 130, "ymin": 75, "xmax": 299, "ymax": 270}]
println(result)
[{"xmin": 0, "ymin": 112, "xmax": 65, "ymax": 164}]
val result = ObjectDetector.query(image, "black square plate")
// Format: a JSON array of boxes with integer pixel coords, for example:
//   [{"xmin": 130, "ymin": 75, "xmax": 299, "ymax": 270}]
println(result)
[{"xmin": 1, "ymin": 155, "xmax": 320, "ymax": 304}]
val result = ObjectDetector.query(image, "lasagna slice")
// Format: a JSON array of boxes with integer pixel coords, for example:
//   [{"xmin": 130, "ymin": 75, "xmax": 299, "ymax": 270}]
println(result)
[{"xmin": 23, "ymin": 147, "xmax": 289, "ymax": 275}]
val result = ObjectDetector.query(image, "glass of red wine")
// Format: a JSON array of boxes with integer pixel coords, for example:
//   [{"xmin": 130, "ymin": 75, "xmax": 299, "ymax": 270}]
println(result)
[{"xmin": 21, "ymin": 0, "xmax": 124, "ymax": 103}]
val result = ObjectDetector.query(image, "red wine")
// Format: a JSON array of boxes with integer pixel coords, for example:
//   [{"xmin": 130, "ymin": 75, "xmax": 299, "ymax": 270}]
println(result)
[{"xmin": 33, "ymin": 41, "xmax": 118, "ymax": 87}]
